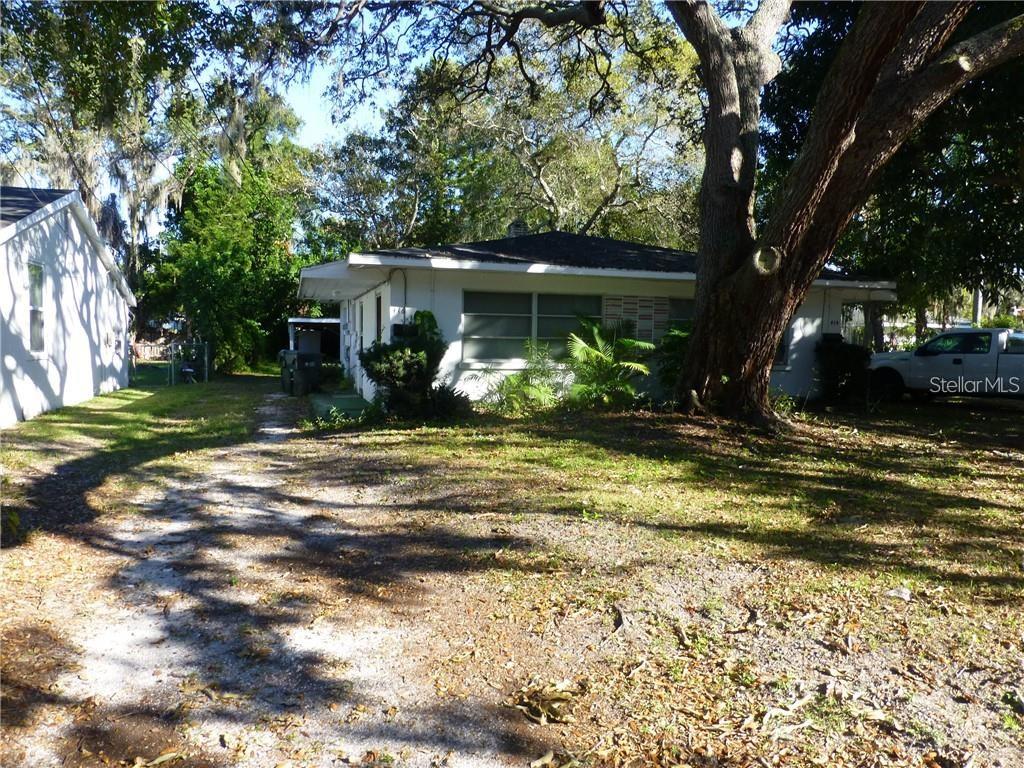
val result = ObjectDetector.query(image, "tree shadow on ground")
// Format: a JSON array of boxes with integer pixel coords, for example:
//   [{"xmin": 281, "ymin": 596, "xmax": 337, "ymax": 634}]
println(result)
[
  {"xmin": 6, "ymin": 385, "xmax": 1021, "ymax": 763},
  {"xmin": 3, "ymin": 383, "xmax": 549, "ymax": 763},
  {"xmin": 351, "ymin": 399, "xmax": 1023, "ymax": 601}
]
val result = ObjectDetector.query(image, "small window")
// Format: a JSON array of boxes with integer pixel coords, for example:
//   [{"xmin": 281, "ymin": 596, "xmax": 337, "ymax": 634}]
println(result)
[
  {"xmin": 463, "ymin": 291, "xmax": 532, "ymax": 361},
  {"xmin": 668, "ymin": 298, "xmax": 694, "ymax": 329},
  {"xmin": 1006, "ymin": 334, "xmax": 1024, "ymax": 354},
  {"xmin": 28, "ymin": 263, "xmax": 44, "ymax": 353}
]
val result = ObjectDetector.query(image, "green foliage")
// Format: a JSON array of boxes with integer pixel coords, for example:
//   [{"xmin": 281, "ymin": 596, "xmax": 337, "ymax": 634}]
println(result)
[
  {"xmin": 159, "ymin": 93, "xmax": 314, "ymax": 370},
  {"xmin": 357, "ymin": 310, "xmax": 461, "ymax": 419},
  {"xmin": 650, "ymin": 325, "xmax": 692, "ymax": 394},
  {"xmin": 981, "ymin": 314, "xmax": 1024, "ymax": 330},
  {"xmin": 478, "ymin": 341, "xmax": 566, "ymax": 416},
  {"xmin": 564, "ymin": 319, "xmax": 654, "ymax": 410},
  {"xmin": 761, "ymin": 3, "xmax": 1024, "ymax": 311},
  {"xmin": 2, "ymin": 0, "xmax": 208, "ymax": 128},
  {"xmin": 315, "ymin": 54, "xmax": 701, "ymax": 250}
]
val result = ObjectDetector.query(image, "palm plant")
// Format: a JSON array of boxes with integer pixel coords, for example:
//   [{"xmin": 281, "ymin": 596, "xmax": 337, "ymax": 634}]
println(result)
[{"xmin": 565, "ymin": 319, "xmax": 654, "ymax": 409}]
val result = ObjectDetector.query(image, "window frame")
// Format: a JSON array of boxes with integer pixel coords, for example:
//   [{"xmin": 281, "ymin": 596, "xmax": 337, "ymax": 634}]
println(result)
[
  {"xmin": 28, "ymin": 262, "xmax": 45, "ymax": 355},
  {"xmin": 461, "ymin": 290, "xmax": 535, "ymax": 363},
  {"xmin": 535, "ymin": 293, "xmax": 603, "ymax": 358}
]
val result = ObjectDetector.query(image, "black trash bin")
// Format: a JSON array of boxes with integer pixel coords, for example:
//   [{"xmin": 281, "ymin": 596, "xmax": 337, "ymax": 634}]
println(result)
[
  {"xmin": 292, "ymin": 352, "xmax": 323, "ymax": 395},
  {"xmin": 279, "ymin": 350, "xmax": 297, "ymax": 395}
]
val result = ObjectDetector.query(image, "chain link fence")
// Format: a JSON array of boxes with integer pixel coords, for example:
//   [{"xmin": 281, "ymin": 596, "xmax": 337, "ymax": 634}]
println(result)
[{"xmin": 131, "ymin": 342, "xmax": 209, "ymax": 386}]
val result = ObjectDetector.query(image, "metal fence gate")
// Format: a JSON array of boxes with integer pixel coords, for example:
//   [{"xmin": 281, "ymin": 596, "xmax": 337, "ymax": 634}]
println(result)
[{"xmin": 131, "ymin": 342, "xmax": 210, "ymax": 386}]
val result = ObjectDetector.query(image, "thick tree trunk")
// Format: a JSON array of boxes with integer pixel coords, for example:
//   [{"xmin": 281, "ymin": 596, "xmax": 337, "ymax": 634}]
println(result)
[
  {"xmin": 915, "ymin": 303, "xmax": 929, "ymax": 342},
  {"xmin": 676, "ymin": 270, "xmax": 798, "ymax": 421},
  {"xmin": 665, "ymin": 0, "xmax": 1024, "ymax": 423}
]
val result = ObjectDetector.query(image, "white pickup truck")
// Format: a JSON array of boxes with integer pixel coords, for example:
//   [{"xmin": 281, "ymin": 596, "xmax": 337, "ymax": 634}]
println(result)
[{"xmin": 869, "ymin": 328, "xmax": 1024, "ymax": 400}]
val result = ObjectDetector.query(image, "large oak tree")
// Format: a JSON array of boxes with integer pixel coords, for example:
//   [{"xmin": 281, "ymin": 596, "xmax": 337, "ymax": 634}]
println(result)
[{"xmin": 6, "ymin": 1, "xmax": 1024, "ymax": 422}]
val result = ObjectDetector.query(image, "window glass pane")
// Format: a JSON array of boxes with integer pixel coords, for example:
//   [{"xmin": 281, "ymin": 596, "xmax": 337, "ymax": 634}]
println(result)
[
  {"xmin": 537, "ymin": 316, "xmax": 590, "ymax": 338},
  {"xmin": 30, "ymin": 309, "xmax": 44, "ymax": 352},
  {"xmin": 463, "ymin": 337, "xmax": 528, "ymax": 360},
  {"xmin": 669, "ymin": 298, "xmax": 694, "ymax": 321},
  {"xmin": 545, "ymin": 339, "xmax": 569, "ymax": 359},
  {"xmin": 963, "ymin": 333, "xmax": 991, "ymax": 354},
  {"xmin": 464, "ymin": 315, "xmax": 532, "ymax": 337},
  {"xmin": 29, "ymin": 264, "xmax": 43, "ymax": 307},
  {"xmin": 925, "ymin": 334, "xmax": 965, "ymax": 353},
  {"xmin": 537, "ymin": 294, "xmax": 601, "ymax": 316},
  {"xmin": 1006, "ymin": 335, "xmax": 1024, "ymax": 354},
  {"xmin": 464, "ymin": 291, "xmax": 531, "ymax": 315}
]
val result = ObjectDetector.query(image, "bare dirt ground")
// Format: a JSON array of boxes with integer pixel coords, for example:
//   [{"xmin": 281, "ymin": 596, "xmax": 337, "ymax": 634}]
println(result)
[
  {"xmin": 2, "ymin": 390, "xmax": 1022, "ymax": 767},
  {"xmin": 2, "ymin": 393, "xmax": 539, "ymax": 767}
]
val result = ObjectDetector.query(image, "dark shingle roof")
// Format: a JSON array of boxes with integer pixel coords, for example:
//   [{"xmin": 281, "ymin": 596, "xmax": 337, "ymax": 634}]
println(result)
[
  {"xmin": 357, "ymin": 231, "xmax": 889, "ymax": 283},
  {"xmin": 364, "ymin": 231, "xmax": 698, "ymax": 273},
  {"xmin": 1, "ymin": 186, "xmax": 75, "ymax": 226}
]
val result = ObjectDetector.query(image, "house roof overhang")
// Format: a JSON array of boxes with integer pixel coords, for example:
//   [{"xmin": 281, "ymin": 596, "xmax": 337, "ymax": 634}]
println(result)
[
  {"xmin": 298, "ymin": 251, "xmax": 897, "ymax": 300},
  {"xmin": 296, "ymin": 260, "xmax": 391, "ymax": 301}
]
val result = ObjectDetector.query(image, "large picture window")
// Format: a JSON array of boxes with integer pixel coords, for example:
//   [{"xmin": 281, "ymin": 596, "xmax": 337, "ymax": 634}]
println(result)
[
  {"xmin": 537, "ymin": 294, "xmax": 602, "ymax": 357},
  {"xmin": 462, "ymin": 291, "xmax": 533, "ymax": 361},
  {"xmin": 28, "ymin": 263, "xmax": 44, "ymax": 353},
  {"xmin": 462, "ymin": 290, "xmax": 692, "ymax": 362}
]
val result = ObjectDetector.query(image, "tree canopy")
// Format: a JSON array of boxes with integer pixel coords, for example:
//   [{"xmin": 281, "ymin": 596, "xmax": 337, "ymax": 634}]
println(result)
[{"xmin": 761, "ymin": 1, "xmax": 1024, "ymax": 317}]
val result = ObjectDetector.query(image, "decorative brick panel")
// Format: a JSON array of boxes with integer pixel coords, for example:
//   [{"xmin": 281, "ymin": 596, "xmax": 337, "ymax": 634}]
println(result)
[{"xmin": 603, "ymin": 295, "xmax": 671, "ymax": 342}]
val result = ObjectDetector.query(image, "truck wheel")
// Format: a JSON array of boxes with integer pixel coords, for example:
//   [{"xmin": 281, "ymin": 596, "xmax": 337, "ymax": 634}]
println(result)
[{"xmin": 871, "ymin": 369, "xmax": 905, "ymax": 403}]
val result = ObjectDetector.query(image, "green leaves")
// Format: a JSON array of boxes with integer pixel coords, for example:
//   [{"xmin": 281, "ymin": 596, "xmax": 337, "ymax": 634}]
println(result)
[{"xmin": 565, "ymin": 320, "xmax": 653, "ymax": 410}]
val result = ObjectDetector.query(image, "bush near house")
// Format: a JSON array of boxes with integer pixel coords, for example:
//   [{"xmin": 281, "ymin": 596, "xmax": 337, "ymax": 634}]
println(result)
[
  {"xmin": 358, "ymin": 310, "xmax": 470, "ymax": 420},
  {"xmin": 564, "ymin": 319, "xmax": 654, "ymax": 409}
]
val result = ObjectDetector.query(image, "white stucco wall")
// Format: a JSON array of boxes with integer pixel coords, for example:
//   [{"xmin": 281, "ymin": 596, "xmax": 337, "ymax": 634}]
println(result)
[
  {"xmin": 1, "ymin": 206, "xmax": 131, "ymax": 427},
  {"xmin": 337, "ymin": 268, "xmax": 882, "ymax": 403}
]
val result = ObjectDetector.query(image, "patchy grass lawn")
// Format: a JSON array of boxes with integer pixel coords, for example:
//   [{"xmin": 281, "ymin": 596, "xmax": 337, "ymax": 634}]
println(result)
[
  {"xmin": 1, "ymin": 383, "xmax": 1021, "ymax": 768},
  {"xmin": 317, "ymin": 398, "xmax": 1023, "ymax": 765},
  {"xmin": 1, "ymin": 374, "xmax": 276, "ymax": 538}
]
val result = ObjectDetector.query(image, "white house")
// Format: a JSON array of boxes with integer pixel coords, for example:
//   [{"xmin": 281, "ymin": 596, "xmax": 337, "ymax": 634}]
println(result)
[
  {"xmin": 297, "ymin": 231, "xmax": 896, "ymax": 401},
  {"xmin": 1, "ymin": 186, "xmax": 136, "ymax": 428}
]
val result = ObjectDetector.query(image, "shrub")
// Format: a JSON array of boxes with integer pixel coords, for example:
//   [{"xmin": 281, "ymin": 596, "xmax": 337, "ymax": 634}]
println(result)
[
  {"xmin": 650, "ymin": 325, "xmax": 691, "ymax": 395},
  {"xmin": 431, "ymin": 381, "xmax": 474, "ymax": 421},
  {"xmin": 816, "ymin": 337, "xmax": 871, "ymax": 402},
  {"xmin": 358, "ymin": 310, "xmax": 457, "ymax": 419},
  {"xmin": 565, "ymin": 319, "xmax": 654, "ymax": 409},
  {"xmin": 477, "ymin": 341, "xmax": 566, "ymax": 416},
  {"xmin": 981, "ymin": 314, "xmax": 1024, "ymax": 331}
]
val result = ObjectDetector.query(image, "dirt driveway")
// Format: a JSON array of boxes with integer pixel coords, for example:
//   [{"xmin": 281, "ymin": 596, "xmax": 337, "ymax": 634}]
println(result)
[{"xmin": 2, "ymin": 393, "xmax": 540, "ymax": 767}]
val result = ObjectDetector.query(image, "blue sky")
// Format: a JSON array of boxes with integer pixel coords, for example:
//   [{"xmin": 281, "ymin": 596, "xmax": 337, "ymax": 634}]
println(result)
[{"xmin": 283, "ymin": 64, "xmax": 386, "ymax": 148}]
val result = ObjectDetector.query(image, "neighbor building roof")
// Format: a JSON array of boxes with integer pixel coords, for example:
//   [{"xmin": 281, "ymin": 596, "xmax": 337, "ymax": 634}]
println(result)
[
  {"xmin": 0, "ymin": 186, "xmax": 75, "ymax": 226},
  {"xmin": 1, "ymin": 185, "xmax": 136, "ymax": 307}
]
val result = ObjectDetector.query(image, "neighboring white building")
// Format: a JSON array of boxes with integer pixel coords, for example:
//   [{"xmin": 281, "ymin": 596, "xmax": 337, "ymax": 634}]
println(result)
[
  {"xmin": 1, "ymin": 186, "xmax": 136, "ymax": 428},
  {"xmin": 297, "ymin": 231, "xmax": 897, "ymax": 402}
]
